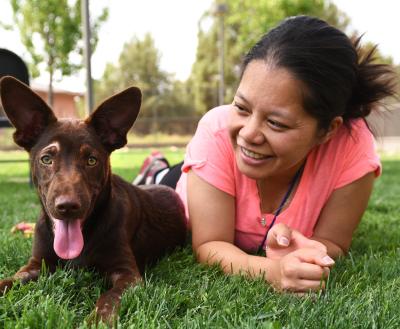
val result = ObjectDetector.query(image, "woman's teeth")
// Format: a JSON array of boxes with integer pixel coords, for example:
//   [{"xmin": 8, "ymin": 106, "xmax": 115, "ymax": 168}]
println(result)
[{"xmin": 241, "ymin": 147, "xmax": 268, "ymax": 159}]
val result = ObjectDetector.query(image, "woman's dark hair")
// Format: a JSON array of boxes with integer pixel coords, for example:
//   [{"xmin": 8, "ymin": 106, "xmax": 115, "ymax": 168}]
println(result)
[{"xmin": 242, "ymin": 15, "xmax": 398, "ymax": 131}]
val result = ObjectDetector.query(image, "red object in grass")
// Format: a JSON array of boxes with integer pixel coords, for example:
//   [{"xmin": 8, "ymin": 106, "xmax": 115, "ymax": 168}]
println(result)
[{"xmin": 11, "ymin": 221, "xmax": 35, "ymax": 237}]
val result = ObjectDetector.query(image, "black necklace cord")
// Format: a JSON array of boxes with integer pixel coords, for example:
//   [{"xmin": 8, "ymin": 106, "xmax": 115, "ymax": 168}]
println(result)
[{"xmin": 256, "ymin": 164, "xmax": 304, "ymax": 254}]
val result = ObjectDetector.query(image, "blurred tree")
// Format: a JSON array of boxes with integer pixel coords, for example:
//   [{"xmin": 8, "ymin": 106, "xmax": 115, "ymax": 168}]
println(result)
[
  {"xmin": 10, "ymin": 0, "xmax": 108, "ymax": 106},
  {"xmin": 96, "ymin": 33, "xmax": 168, "ymax": 115},
  {"xmin": 95, "ymin": 33, "xmax": 196, "ymax": 133},
  {"xmin": 189, "ymin": 0, "xmax": 351, "ymax": 114}
]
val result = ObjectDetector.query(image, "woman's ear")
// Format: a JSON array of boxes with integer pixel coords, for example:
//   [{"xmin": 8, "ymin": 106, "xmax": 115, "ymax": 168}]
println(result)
[{"xmin": 318, "ymin": 116, "xmax": 343, "ymax": 145}]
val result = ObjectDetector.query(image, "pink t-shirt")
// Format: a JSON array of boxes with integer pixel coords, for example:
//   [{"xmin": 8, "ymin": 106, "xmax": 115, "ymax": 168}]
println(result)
[{"xmin": 175, "ymin": 105, "xmax": 381, "ymax": 253}]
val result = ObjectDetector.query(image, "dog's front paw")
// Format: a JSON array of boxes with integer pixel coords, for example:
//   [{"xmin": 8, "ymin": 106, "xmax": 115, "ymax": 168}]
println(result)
[
  {"xmin": 87, "ymin": 309, "xmax": 116, "ymax": 328},
  {"xmin": 0, "ymin": 278, "xmax": 15, "ymax": 295},
  {"xmin": 93, "ymin": 292, "xmax": 121, "ymax": 327}
]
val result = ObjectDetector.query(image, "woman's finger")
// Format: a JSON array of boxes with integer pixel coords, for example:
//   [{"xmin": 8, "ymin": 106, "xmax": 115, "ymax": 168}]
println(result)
[
  {"xmin": 295, "ymin": 262, "xmax": 330, "ymax": 280},
  {"xmin": 278, "ymin": 276, "xmax": 326, "ymax": 292},
  {"xmin": 291, "ymin": 230, "xmax": 327, "ymax": 253},
  {"xmin": 267, "ymin": 223, "xmax": 292, "ymax": 248},
  {"xmin": 292, "ymin": 248, "xmax": 335, "ymax": 268}
]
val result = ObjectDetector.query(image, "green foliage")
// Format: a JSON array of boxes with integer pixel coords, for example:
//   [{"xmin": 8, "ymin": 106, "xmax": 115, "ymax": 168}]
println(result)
[
  {"xmin": 10, "ymin": 0, "xmax": 108, "ymax": 101},
  {"xmin": 189, "ymin": 0, "xmax": 351, "ymax": 114},
  {"xmin": 95, "ymin": 34, "xmax": 196, "ymax": 130},
  {"xmin": 96, "ymin": 33, "xmax": 168, "ymax": 111},
  {"xmin": 0, "ymin": 151, "xmax": 399, "ymax": 327}
]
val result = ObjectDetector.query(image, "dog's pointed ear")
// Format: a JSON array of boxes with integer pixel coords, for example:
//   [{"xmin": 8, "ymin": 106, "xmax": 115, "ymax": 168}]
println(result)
[
  {"xmin": 0, "ymin": 76, "xmax": 57, "ymax": 151},
  {"xmin": 86, "ymin": 86, "xmax": 141, "ymax": 152}
]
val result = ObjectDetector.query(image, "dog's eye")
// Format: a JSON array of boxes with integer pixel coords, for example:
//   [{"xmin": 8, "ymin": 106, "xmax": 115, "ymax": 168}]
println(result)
[
  {"xmin": 87, "ymin": 156, "xmax": 97, "ymax": 166},
  {"xmin": 40, "ymin": 155, "xmax": 53, "ymax": 165}
]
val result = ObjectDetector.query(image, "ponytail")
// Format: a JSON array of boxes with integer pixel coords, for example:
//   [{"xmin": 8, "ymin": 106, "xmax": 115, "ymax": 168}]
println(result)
[{"xmin": 344, "ymin": 37, "xmax": 398, "ymax": 121}]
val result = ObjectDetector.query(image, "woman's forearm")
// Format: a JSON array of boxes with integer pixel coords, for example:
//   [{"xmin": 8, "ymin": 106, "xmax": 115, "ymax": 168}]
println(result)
[
  {"xmin": 195, "ymin": 240, "xmax": 334, "ymax": 293},
  {"xmin": 195, "ymin": 241, "xmax": 279, "ymax": 281},
  {"xmin": 312, "ymin": 236, "xmax": 345, "ymax": 259}
]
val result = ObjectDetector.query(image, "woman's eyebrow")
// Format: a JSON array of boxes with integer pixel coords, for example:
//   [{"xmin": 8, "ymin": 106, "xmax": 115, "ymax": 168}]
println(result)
[
  {"xmin": 234, "ymin": 91, "xmax": 249, "ymax": 103},
  {"xmin": 267, "ymin": 109, "xmax": 292, "ymax": 119}
]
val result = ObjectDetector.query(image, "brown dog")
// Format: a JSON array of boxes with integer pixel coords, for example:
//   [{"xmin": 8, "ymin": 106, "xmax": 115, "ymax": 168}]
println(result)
[{"xmin": 0, "ymin": 76, "xmax": 186, "ymax": 323}]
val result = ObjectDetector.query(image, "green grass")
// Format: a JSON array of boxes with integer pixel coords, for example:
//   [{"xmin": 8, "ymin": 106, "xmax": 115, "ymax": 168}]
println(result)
[{"xmin": 0, "ymin": 150, "xmax": 399, "ymax": 328}]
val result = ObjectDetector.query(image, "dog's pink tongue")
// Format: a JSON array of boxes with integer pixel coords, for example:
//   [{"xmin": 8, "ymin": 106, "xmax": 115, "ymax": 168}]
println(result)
[{"xmin": 53, "ymin": 219, "xmax": 84, "ymax": 259}]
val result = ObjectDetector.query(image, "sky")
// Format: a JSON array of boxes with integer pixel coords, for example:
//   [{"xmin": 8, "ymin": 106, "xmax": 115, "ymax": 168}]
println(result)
[{"xmin": 0, "ymin": 0, "xmax": 399, "ymax": 91}]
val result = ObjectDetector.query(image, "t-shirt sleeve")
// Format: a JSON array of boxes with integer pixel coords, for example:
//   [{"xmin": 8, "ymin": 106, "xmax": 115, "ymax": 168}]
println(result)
[
  {"xmin": 334, "ymin": 120, "xmax": 382, "ymax": 190},
  {"xmin": 181, "ymin": 112, "xmax": 235, "ymax": 196}
]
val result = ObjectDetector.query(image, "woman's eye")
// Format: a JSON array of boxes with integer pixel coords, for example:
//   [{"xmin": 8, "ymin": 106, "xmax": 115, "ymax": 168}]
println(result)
[
  {"xmin": 233, "ymin": 102, "xmax": 248, "ymax": 113},
  {"xmin": 87, "ymin": 156, "xmax": 97, "ymax": 166},
  {"xmin": 40, "ymin": 155, "xmax": 53, "ymax": 165},
  {"xmin": 267, "ymin": 119, "xmax": 287, "ymax": 129}
]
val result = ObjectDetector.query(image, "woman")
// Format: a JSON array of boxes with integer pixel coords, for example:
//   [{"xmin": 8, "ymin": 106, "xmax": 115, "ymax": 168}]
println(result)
[{"xmin": 135, "ymin": 16, "xmax": 397, "ymax": 292}]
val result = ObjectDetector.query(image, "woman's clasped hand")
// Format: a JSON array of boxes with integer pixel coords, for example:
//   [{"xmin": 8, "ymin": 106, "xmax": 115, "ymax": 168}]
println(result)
[{"xmin": 264, "ymin": 223, "xmax": 334, "ymax": 292}]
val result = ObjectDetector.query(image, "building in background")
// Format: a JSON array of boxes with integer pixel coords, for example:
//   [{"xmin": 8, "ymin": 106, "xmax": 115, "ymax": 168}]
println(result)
[
  {"xmin": 31, "ymin": 82, "xmax": 83, "ymax": 118},
  {"xmin": 367, "ymin": 103, "xmax": 400, "ymax": 154}
]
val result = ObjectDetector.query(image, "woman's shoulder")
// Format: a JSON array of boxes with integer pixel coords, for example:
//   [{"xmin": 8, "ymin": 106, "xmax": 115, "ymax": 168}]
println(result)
[
  {"xmin": 188, "ymin": 105, "xmax": 234, "ymax": 158},
  {"xmin": 308, "ymin": 118, "xmax": 378, "ymax": 172},
  {"xmin": 307, "ymin": 118, "xmax": 380, "ymax": 188},
  {"xmin": 198, "ymin": 105, "xmax": 232, "ymax": 132}
]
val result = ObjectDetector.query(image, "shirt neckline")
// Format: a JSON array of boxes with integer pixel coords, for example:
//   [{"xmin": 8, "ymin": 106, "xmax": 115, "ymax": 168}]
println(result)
[{"xmin": 253, "ymin": 159, "xmax": 308, "ymax": 219}]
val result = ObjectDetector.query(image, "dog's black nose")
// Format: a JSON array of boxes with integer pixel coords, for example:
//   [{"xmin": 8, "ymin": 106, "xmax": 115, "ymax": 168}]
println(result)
[{"xmin": 55, "ymin": 196, "xmax": 81, "ymax": 216}]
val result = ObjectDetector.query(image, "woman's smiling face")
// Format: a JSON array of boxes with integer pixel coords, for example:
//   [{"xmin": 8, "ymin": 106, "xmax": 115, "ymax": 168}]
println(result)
[{"xmin": 229, "ymin": 60, "xmax": 325, "ymax": 182}]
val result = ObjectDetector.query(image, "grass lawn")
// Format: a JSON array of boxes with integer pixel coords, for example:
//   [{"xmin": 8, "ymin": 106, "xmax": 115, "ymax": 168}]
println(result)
[{"xmin": 0, "ymin": 149, "xmax": 399, "ymax": 328}]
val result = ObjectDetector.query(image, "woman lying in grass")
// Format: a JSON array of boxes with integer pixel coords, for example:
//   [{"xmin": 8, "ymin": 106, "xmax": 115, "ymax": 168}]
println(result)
[{"xmin": 134, "ymin": 15, "xmax": 397, "ymax": 293}]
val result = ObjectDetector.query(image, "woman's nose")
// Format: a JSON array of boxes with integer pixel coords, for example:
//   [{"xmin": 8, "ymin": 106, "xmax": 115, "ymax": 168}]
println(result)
[{"xmin": 239, "ymin": 117, "xmax": 265, "ymax": 145}]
